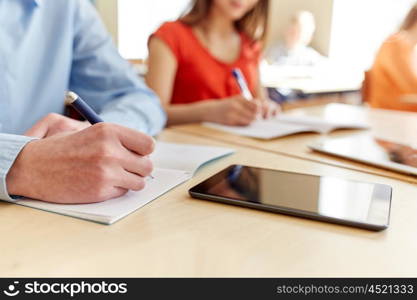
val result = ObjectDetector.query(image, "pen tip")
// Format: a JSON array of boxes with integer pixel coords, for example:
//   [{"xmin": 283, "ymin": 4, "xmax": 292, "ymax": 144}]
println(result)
[
  {"xmin": 65, "ymin": 91, "xmax": 79, "ymax": 105},
  {"xmin": 232, "ymin": 68, "xmax": 242, "ymax": 77}
]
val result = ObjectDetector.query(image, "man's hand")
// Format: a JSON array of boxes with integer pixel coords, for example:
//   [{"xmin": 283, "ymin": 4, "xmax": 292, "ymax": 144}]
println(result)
[
  {"xmin": 25, "ymin": 113, "xmax": 90, "ymax": 138},
  {"xmin": 6, "ymin": 123, "xmax": 155, "ymax": 204}
]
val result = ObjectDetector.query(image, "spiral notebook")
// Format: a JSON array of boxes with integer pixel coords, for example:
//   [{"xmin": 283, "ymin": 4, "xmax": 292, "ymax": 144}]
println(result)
[{"xmin": 11, "ymin": 142, "xmax": 234, "ymax": 225}]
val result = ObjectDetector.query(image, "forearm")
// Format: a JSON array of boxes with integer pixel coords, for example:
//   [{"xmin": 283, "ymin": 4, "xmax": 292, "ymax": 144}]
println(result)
[
  {"xmin": 70, "ymin": 0, "xmax": 166, "ymax": 136},
  {"xmin": 165, "ymin": 101, "xmax": 212, "ymax": 126},
  {"xmin": 99, "ymin": 91, "xmax": 166, "ymax": 136},
  {"xmin": 0, "ymin": 134, "xmax": 37, "ymax": 201}
]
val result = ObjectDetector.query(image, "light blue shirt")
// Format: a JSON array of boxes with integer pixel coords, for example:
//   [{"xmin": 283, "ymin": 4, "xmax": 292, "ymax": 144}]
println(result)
[{"xmin": 0, "ymin": 0, "xmax": 166, "ymax": 201}]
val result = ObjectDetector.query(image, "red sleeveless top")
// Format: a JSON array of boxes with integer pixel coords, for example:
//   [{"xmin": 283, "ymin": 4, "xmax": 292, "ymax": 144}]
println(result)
[{"xmin": 151, "ymin": 21, "xmax": 262, "ymax": 104}]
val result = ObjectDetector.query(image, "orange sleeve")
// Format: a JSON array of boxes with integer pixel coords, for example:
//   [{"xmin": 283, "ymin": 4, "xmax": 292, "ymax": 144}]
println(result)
[
  {"xmin": 149, "ymin": 22, "xmax": 182, "ymax": 61},
  {"xmin": 380, "ymin": 38, "xmax": 417, "ymax": 93}
]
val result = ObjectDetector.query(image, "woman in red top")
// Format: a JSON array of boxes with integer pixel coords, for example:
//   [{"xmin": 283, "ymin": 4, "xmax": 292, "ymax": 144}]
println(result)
[{"xmin": 146, "ymin": 0, "xmax": 278, "ymax": 126}]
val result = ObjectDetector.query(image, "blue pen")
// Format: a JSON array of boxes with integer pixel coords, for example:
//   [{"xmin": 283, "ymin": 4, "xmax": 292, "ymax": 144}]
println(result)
[
  {"xmin": 65, "ymin": 91, "xmax": 104, "ymax": 124},
  {"xmin": 65, "ymin": 91, "xmax": 155, "ymax": 179},
  {"xmin": 232, "ymin": 68, "xmax": 253, "ymax": 101}
]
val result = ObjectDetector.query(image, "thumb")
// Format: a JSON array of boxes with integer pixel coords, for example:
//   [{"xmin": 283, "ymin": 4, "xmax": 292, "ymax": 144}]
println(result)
[{"xmin": 25, "ymin": 120, "xmax": 49, "ymax": 138}]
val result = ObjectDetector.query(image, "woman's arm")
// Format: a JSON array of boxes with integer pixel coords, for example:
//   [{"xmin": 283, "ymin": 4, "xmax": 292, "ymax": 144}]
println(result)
[
  {"xmin": 146, "ymin": 37, "xmax": 211, "ymax": 126},
  {"xmin": 146, "ymin": 37, "xmax": 259, "ymax": 126}
]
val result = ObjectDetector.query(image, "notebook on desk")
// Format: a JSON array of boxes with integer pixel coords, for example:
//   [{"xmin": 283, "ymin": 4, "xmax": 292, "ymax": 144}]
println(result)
[
  {"xmin": 204, "ymin": 115, "xmax": 369, "ymax": 140},
  {"xmin": 11, "ymin": 142, "xmax": 234, "ymax": 225}
]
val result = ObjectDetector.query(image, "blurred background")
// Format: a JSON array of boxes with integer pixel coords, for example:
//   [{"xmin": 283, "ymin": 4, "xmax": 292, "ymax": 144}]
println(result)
[{"xmin": 94, "ymin": 0, "xmax": 417, "ymax": 109}]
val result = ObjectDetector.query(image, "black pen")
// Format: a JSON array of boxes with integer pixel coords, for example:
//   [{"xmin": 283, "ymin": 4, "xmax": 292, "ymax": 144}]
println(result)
[{"xmin": 65, "ymin": 91, "xmax": 104, "ymax": 124}]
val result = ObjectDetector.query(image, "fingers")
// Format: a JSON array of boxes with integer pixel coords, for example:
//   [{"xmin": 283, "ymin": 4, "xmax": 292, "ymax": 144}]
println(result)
[
  {"xmin": 119, "ymin": 149, "xmax": 153, "ymax": 177},
  {"xmin": 117, "ymin": 170, "xmax": 147, "ymax": 192},
  {"xmin": 232, "ymin": 115, "xmax": 254, "ymax": 126},
  {"xmin": 235, "ymin": 96, "xmax": 259, "ymax": 111},
  {"xmin": 259, "ymin": 100, "xmax": 281, "ymax": 119},
  {"xmin": 229, "ymin": 98, "xmax": 281, "ymax": 125},
  {"xmin": 108, "ymin": 124, "xmax": 155, "ymax": 156},
  {"xmin": 107, "ymin": 187, "xmax": 130, "ymax": 200},
  {"xmin": 25, "ymin": 116, "xmax": 51, "ymax": 138},
  {"xmin": 25, "ymin": 113, "xmax": 90, "ymax": 138},
  {"xmin": 234, "ymin": 96, "xmax": 259, "ymax": 118},
  {"xmin": 85, "ymin": 123, "xmax": 154, "ymax": 193}
]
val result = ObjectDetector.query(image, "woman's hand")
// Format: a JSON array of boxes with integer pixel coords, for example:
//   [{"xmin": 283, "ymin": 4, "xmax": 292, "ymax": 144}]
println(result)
[
  {"xmin": 259, "ymin": 98, "xmax": 281, "ymax": 119},
  {"xmin": 201, "ymin": 95, "xmax": 259, "ymax": 126},
  {"xmin": 200, "ymin": 96, "xmax": 281, "ymax": 126}
]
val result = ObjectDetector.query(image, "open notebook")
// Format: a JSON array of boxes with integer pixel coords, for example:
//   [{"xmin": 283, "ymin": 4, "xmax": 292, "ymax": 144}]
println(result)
[
  {"xmin": 204, "ymin": 115, "xmax": 369, "ymax": 140},
  {"xmin": 12, "ymin": 142, "xmax": 234, "ymax": 225}
]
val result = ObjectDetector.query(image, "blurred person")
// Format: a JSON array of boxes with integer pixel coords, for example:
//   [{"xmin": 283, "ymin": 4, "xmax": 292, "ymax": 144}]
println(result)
[
  {"xmin": 146, "ymin": 0, "xmax": 279, "ymax": 127},
  {"xmin": 368, "ymin": 3, "xmax": 417, "ymax": 111},
  {"xmin": 265, "ymin": 10, "xmax": 324, "ymax": 66},
  {"xmin": 263, "ymin": 10, "xmax": 326, "ymax": 103},
  {"xmin": 0, "ymin": 0, "xmax": 166, "ymax": 204}
]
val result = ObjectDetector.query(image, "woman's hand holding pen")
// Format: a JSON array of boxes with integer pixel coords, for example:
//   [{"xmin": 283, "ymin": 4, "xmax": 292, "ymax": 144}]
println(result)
[
  {"xmin": 6, "ymin": 123, "xmax": 155, "ymax": 204},
  {"xmin": 231, "ymin": 67, "xmax": 281, "ymax": 121},
  {"xmin": 259, "ymin": 98, "xmax": 281, "ymax": 119},
  {"xmin": 202, "ymin": 95, "xmax": 258, "ymax": 126},
  {"xmin": 200, "ymin": 95, "xmax": 280, "ymax": 126}
]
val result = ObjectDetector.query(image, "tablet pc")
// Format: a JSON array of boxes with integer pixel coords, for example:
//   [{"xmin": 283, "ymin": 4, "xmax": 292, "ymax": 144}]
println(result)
[{"xmin": 190, "ymin": 165, "xmax": 392, "ymax": 231}]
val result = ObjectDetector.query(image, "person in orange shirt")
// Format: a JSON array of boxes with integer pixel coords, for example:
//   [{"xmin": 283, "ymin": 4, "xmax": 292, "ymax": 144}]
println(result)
[
  {"xmin": 368, "ymin": 4, "xmax": 417, "ymax": 111},
  {"xmin": 146, "ymin": 0, "xmax": 279, "ymax": 126}
]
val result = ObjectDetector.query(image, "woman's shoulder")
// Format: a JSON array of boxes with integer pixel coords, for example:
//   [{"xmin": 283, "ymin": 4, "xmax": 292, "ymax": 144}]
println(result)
[
  {"xmin": 382, "ymin": 32, "xmax": 413, "ymax": 51},
  {"xmin": 240, "ymin": 32, "xmax": 262, "ymax": 58},
  {"xmin": 373, "ymin": 32, "xmax": 413, "ymax": 68},
  {"xmin": 154, "ymin": 20, "xmax": 190, "ymax": 37},
  {"xmin": 150, "ymin": 21, "xmax": 193, "ymax": 60}
]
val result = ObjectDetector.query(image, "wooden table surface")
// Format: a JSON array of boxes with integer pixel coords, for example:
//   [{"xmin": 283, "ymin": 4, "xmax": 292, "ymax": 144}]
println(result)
[
  {"xmin": 173, "ymin": 103, "xmax": 417, "ymax": 184},
  {"xmin": 1, "ymin": 129, "xmax": 416, "ymax": 277}
]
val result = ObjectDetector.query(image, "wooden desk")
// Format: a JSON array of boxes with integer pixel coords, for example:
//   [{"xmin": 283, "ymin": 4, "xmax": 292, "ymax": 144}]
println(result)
[
  {"xmin": 1, "ymin": 129, "xmax": 417, "ymax": 277},
  {"xmin": 173, "ymin": 103, "xmax": 417, "ymax": 184}
]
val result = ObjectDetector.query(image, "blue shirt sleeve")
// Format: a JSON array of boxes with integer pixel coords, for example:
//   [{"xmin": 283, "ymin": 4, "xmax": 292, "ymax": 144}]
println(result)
[
  {"xmin": 69, "ymin": 0, "xmax": 166, "ymax": 135},
  {"xmin": 0, "ymin": 134, "xmax": 37, "ymax": 201}
]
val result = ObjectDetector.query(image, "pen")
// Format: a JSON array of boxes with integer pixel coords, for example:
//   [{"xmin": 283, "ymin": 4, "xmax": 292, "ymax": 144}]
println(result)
[
  {"xmin": 232, "ymin": 68, "xmax": 264, "ymax": 120},
  {"xmin": 65, "ymin": 91, "xmax": 104, "ymax": 124},
  {"xmin": 232, "ymin": 68, "xmax": 253, "ymax": 101},
  {"xmin": 65, "ymin": 91, "xmax": 154, "ymax": 179}
]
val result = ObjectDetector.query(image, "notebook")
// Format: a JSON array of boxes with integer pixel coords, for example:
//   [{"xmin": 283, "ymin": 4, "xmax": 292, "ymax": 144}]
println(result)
[
  {"xmin": 11, "ymin": 142, "xmax": 234, "ymax": 225},
  {"xmin": 204, "ymin": 115, "xmax": 369, "ymax": 140}
]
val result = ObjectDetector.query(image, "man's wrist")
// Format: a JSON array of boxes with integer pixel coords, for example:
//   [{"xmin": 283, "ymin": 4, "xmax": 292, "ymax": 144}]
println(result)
[
  {"xmin": 5, "ymin": 140, "xmax": 37, "ymax": 198},
  {"xmin": 0, "ymin": 134, "xmax": 37, "ymax": 201}
]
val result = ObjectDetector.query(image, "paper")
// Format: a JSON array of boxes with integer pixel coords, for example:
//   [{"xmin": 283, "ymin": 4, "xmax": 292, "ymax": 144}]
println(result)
[
  {"xmin": 12, "ymin": 142, "xmax": 235, "ymax": 224},
  {"xmin": 276, "ymin": 115, "xmax": 369, "ymax": 133},
  {"xmin": 151, "ymin": 142, "xmax": 235, "ymax": 174},
  {"xmin": 204, "ymin": 115, "xmax": 369, "ymax": 139},
  {"xmin": 17, "ymin": 168, "xmax": 190, "ymax": 224},
  {"xmin": 205, "ymin": 120, "xmax": 311, "ymax": 139}
]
